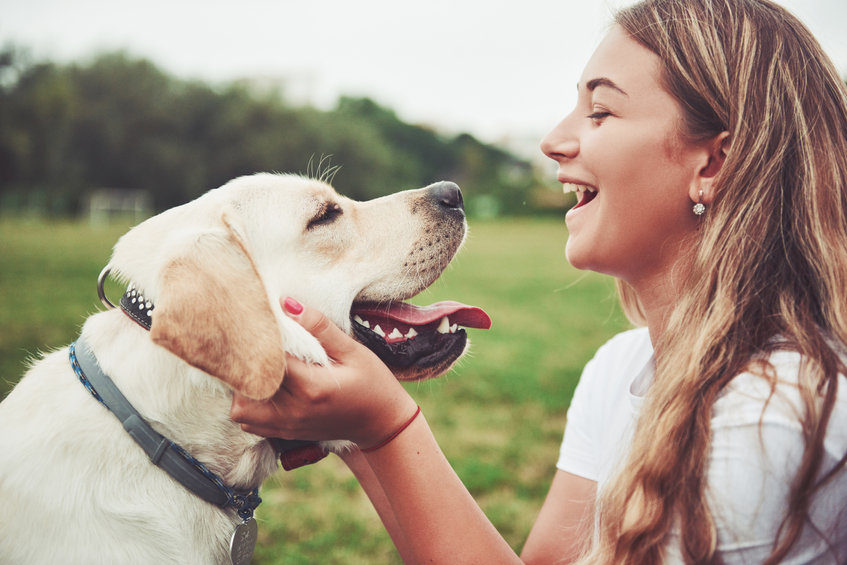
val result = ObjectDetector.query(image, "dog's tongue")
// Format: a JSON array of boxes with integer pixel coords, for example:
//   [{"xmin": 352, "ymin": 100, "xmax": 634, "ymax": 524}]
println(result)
[{"xmin": 352, "ymin": 300, "xmax": 491, "ymax": 329}]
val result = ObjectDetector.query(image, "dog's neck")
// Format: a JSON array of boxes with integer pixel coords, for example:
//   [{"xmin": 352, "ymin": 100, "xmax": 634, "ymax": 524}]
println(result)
[
  {"xmin": 112, "ymin": 280, "xmax": 328, "ymax": 471},
  {"xmin": 69, "ymin": 338, "xmax": 262, "ymax": 519}
]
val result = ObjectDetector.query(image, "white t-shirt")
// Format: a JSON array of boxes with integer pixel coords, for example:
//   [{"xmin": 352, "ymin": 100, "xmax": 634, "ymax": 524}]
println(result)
[{"xmin": 558, "ymin": 327, "xmax": 847, "ymax": 563}]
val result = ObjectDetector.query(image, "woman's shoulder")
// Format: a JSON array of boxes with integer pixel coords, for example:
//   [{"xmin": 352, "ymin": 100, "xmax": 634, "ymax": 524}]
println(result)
[
  {"xmin": 594, "ymin": 326, "xmax": 652, "ymax": 360},
  {"xmin": 568, "ymin": 326, "xmax": 652, "ymax": 408},
  {"xmin": 577, "ymin": 327, "xmax": 654, "ymax": 392},
  {"xmin": 706, "ymin": 348, "xmax": 847, "ymax": 561},
  {"xmin": 587, "ymin": 326, "xmax": 653, "ymax": 371},
  {"xmin": 716, "ymin": 348, "xmax": 844, "ymax": 410},
  {"xmin": 713, "ymin": 348, "xmax": 847, "ymax": 455}
]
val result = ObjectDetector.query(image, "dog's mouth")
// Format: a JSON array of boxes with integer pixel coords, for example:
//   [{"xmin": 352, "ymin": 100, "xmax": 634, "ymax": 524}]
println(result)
[{"xmin": 350, "ymin": 301, "xmax": 491, "ymax": 381}]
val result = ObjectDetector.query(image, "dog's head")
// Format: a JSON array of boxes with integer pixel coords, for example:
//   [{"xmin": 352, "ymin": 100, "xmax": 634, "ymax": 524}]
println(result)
[{"xmin": 107, "ymin": 173, "xmax": 489, "ymax": 400}]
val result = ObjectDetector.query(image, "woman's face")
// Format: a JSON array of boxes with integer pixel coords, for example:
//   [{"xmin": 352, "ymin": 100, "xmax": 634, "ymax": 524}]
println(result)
[{"xmin": 542, "ymin": 26, "xmax": 708, "ymax": 289}]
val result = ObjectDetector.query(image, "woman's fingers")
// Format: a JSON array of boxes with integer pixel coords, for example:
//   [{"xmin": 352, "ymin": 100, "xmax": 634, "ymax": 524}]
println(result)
[
  {"xmin": 229, "ymin": 297, "xmax": 416, "ymax": 445},
  {"xmin": 282, "ymin": 297, "xmax": 358, "ymax": 361},
  {"xmin": 239, "ymin": 422, "xmax": 284, "ymax": 438},
  {"xmin": 231, "ymin": 389, "xmax": 286, "ymax": 432}
]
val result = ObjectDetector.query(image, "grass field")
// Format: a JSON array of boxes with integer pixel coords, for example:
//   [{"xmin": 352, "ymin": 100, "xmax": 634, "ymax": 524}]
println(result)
[{"xmin": 0, "ymin": 215, "xmax": 630, "ymax": 563}]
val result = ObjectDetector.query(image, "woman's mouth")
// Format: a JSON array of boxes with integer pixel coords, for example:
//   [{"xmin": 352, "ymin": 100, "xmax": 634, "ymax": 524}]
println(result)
[{"xmin": 562, "ymin": 182, "xmax": 597, "ymax": 209}]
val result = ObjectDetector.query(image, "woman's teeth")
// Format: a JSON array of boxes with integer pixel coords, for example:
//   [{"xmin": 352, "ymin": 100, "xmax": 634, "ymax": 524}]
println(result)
[{"xmin": 562, "ymin": 182, "xmax": 597, "ymax": 196}]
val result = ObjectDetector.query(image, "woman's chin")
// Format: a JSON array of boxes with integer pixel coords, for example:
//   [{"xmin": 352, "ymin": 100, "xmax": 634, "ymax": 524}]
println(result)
[
  {"xmin": 564, "ymin": 239, "xmax": 591, "ymax": 271},
  {"xmin": 565, "ymin": 239, "xmax": 615, "ymax": 276}
]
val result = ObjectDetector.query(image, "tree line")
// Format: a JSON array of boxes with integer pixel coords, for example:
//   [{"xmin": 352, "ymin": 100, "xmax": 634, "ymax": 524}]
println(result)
[{"xmin": 0, "ymin": 47, "xmax": 550, "ymax": 217}]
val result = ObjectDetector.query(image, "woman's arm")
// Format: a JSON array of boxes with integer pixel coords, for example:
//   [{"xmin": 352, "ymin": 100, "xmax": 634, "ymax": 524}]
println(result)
[
  {"xmin": 342, "ymin": 437, "xmax": 597, "ymax": 565},
  {"xmin": 356, "ymin": 411, "xmax": 522, "ymax": 564},
  {"xmin": 338, "ymin": 448, "xmax": 418, "ymax": 563},
  {"xmin": 521, "ymin": 470, "xmax": 596, "ymax": 564}
]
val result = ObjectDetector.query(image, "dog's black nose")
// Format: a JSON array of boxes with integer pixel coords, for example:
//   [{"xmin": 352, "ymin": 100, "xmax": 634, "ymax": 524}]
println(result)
[{"xmin": 428, "ymin": 181, "xmax": 464, "ymax": 211}]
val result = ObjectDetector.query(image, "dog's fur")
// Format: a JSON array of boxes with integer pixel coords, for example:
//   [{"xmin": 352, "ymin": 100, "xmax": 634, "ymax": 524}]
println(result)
[{"xmin": 0, "ymin": 173, "xmax": 468, "ymax": 564}]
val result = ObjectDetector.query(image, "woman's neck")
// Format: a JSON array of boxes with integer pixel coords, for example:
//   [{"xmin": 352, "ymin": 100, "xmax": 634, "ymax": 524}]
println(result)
[
  {"xmin": 625, "ymin": 242, "xmax": 697, "ymax": 348},
  {"xmin": 629, "ymin": 270, "xmax": 685, "ymax": 348}
]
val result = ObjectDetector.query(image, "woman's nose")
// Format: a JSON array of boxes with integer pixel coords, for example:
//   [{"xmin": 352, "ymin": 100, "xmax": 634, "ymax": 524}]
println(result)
[{"xmin": 540, "ymin": 115, "xmax": 579, "ymax": 161}]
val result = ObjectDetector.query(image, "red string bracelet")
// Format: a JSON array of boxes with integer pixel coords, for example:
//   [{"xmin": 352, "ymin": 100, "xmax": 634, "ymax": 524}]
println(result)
[{"xmin": 360, "ymin": 405, "xmax": 422, "ymax": 453}]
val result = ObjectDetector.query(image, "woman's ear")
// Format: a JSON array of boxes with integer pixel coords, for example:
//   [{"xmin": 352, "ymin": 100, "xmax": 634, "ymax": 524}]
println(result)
[{"xmin": 691, "ymin": 131, "xmax": 730, "ymax": 204}]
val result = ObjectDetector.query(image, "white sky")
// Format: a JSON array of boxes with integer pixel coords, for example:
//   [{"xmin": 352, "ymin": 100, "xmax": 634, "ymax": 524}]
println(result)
[{"xmin": 2, "ymin": 0, "xmax": 846, "ymax": 158}]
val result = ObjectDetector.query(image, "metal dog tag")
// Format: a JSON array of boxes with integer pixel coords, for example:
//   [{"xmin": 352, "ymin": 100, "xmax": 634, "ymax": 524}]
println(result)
[{"xmin": 229, "ymin": 517, "xmax": 258, "ymax": 565}]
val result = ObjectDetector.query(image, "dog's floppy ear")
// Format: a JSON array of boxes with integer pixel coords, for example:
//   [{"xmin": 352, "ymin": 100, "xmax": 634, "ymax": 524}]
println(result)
[{"xmin": 149, "ymin": 218, "xmax": 286, "ymax": 400}]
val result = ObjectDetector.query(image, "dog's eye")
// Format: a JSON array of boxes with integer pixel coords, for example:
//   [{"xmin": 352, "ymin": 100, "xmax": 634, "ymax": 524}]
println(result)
[{"xmin": 307, "ymin": 202, "xmax": 343, "ymax": 229}]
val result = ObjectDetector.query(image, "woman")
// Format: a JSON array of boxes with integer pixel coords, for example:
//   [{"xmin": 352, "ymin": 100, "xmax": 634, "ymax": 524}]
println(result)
[{"xmin": 232, "ymin": 0, "xmax": 847, "ymax": 562}]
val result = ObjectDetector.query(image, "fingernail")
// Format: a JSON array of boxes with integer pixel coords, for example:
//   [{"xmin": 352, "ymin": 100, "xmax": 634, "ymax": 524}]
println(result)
[{"xmin": 283, "ymin": 297, "xmax": 304, "ymax": 315}]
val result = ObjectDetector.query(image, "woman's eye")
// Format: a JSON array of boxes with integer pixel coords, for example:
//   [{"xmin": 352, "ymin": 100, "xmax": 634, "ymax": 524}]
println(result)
[
  {"xmin": 308, "ymin": 202, "xmax": 343, "ymax": 229},
  {"xmin": 587, "ymin": 111, "xmax": 611, "ymax": 124}
]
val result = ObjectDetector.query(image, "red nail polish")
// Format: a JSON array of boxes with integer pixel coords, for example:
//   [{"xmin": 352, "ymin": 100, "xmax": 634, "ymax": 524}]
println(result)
[{"xmin": 283, "ymin": 297, "xmax": 304, "ymax": 315}]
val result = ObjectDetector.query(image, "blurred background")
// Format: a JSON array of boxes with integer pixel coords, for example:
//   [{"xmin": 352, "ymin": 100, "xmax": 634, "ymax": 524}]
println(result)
[
  {"xmin": 1, "ymin": 0, "xmax": 844, "ymax": 218},
  {"xmin": 1, "ymin": 1, "xmax": 845, "ymax": 563}
]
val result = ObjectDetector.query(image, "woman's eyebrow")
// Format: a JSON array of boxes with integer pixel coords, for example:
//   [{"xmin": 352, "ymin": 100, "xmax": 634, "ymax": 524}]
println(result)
[{"xmin": 577, "ymin": 77, "xmax": 629, "ymax": 97}]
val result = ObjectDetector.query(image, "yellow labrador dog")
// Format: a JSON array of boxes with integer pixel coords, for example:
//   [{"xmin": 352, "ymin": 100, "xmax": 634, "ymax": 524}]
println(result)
[{"xmin": 0, "ymin": 173, "xmax": 489, "ymax": 565}]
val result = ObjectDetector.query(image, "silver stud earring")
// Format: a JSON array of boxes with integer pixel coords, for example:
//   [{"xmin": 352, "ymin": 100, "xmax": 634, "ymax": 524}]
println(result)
[{"xmin": 692, "ymin": 190, "xmax": 706, "ymax": 216}]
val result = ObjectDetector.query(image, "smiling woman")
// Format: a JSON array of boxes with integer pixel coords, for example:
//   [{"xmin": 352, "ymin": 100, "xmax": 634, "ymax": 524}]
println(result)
[{"xmin": 546, "ymin": 1, "xmax": 847, "ymax": 563}]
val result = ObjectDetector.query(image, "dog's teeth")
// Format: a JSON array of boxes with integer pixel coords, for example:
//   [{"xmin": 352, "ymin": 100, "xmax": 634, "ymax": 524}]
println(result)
[
  {"xmin": 353, "ymin": 315, "xmax": 370, "ymax": 329},
  {"xmin": 436, "ymin": 317, "xmax": 451, "ymax": 334},
  {"xmin": 450, "ymin": 323, "xmax": 458, "ymax": 333},
  {"xmin": 388, "ymin": 328, "xmax": 403, "ymax": 340},
  {"xmin": 373, "ymin": 324, "xmax": 385, "ymax": 337},
  {"xmin": 405, "ymin": 328, "xmax": 418, "ymax": 339}
]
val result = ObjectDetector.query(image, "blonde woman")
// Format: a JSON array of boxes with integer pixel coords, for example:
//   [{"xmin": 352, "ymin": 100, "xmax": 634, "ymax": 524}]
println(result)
[{"xmin": 232, "ymin": 0, "xmax": 847, "ymax": 562}]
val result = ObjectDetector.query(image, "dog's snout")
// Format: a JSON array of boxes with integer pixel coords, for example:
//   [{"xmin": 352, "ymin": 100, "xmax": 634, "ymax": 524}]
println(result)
[{"xmin": 428, "ymin": 182, "xmax": 464, "ymax": 212}]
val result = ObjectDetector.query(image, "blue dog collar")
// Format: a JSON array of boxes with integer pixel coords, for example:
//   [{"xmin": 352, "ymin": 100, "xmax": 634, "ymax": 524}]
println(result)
[{"xmin": 69, "ymin": 339, "xmax": 261, "ymax": 520}]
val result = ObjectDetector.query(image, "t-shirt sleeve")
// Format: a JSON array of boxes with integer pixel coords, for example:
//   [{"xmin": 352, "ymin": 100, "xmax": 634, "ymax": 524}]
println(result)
[
  {"xmin": 557, "ymin": 355, "xmax": 602, "ymax": 480},
  {"xmin": 555, "ymin": 328, "xmax": 652, "ymax": 481}
]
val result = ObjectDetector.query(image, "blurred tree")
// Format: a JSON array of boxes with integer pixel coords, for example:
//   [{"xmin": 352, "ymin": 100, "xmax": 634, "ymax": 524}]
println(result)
[
  {"xmin": 0, "ymin": 48, "xmax": 545, "ymax": 216},
  {"xmin": 0, "ymin": 50, "xmax": 77, "ymax": 212}
]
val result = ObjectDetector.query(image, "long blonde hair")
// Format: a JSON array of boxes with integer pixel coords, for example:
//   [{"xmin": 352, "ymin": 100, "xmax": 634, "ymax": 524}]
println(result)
[{"xmin": 587, "ymin": 1, "xmax": 847, "ymax": 563}]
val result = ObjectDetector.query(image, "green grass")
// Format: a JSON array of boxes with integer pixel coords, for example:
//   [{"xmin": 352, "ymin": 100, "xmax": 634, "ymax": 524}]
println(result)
[{"xmin": 0, "ymin": 216, "xmax": 630, "ymax": 563}]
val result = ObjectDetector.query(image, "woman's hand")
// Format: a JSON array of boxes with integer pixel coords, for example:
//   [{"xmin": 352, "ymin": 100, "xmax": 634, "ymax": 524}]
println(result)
[
  {"xmin": 230, "ymin": 298, "xmax": 419, "ymax": 449},
  {"xmin": 234, "ymin": 302, "xmax": 525, "ymax": 564}
]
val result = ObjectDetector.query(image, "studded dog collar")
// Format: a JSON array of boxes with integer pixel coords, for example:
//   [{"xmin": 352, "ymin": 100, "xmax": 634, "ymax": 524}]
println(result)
[{"xmin": 120, "ymin": 283, "xmax": 154, "ymax": 330}]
